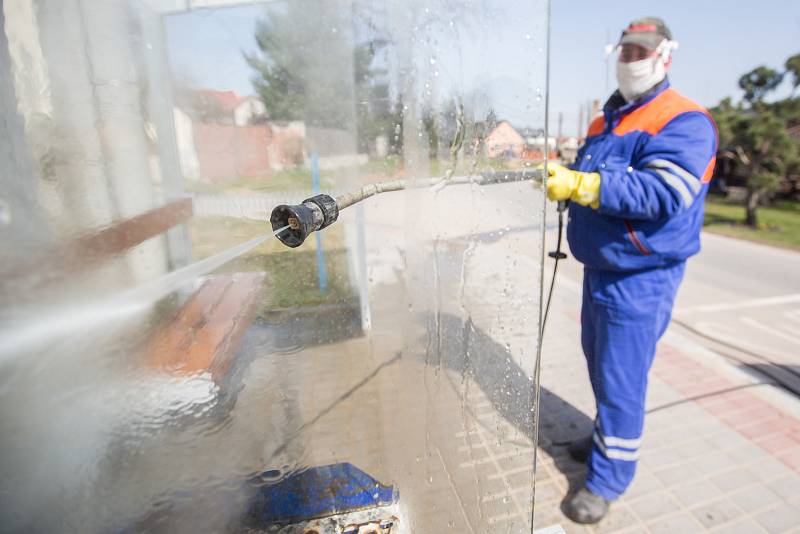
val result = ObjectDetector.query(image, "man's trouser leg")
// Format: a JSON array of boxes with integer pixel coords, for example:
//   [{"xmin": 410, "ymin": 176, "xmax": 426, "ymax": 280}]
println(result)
[{"xmin": 581, "ymin": 262, "xmax": 686, "ymax": 500}]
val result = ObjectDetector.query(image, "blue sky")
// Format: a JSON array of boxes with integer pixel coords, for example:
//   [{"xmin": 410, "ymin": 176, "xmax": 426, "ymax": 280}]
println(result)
[
  {"xmin": 165, "ymin": 1, "xmax": 800, "ymax": 137},
  {"xmin": 551, "ymin": 0, "xmax": 800, "ymax": 135}
]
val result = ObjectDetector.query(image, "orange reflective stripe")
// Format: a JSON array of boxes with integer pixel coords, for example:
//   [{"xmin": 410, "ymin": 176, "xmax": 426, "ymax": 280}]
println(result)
[
  {"xmin": 613, "ymin": 88, "xmax": 707, "ymax": 136},
  {"xmin": 701, "ymin": 156, "xmax": 716, "ymax": 184},
  {"xmin": 587, "ymin": 116, "xmax": 605, "ymax": 137}
]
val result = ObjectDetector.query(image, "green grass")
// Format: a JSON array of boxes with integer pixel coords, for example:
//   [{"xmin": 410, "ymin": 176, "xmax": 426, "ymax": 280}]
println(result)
[
  {"xmin": 186, "ymin": 167, "xmax": 333, "ymax": 194},
  {"xmin": 188, "ymin": 215, "xmax": 353, "ymax": 311},
  {"xmin": 703, "ymin": 198, "xmax": 800, "ymax": 250},
  {"xmin": 223, "ymin": 249, "xmax": 353, "ymax": 311},
  {"xmin": 185, "ymin": 157, "xmax": 406, "ymax": 194}
]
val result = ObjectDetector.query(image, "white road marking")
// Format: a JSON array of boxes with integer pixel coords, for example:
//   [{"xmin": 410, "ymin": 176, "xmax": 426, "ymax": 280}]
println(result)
[
  {"xmin": 784, "ymin": 309, "xmax": 800, "ymax": 323},
  {"xmin": 694, "ymin": 319, "xmax": 789, "ymax": 360},
  {"xmin": 740, "ymin": 316, "xmax": 800, "ymax": 346},
  {"xmin": 676, "ymin": 293, "xmax": 800, "ymax": 314}
]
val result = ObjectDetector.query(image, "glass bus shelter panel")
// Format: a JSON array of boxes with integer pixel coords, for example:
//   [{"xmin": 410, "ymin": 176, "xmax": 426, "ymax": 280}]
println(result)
[{"xmin": 0, "ymin": 0, "xmax": 549, "ymax": 532}]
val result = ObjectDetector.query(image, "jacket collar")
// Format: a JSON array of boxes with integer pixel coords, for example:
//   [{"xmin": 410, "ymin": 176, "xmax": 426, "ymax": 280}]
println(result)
[{"xmin": 604, "ymin": 77, "xmax": 670, "ymax": 119}]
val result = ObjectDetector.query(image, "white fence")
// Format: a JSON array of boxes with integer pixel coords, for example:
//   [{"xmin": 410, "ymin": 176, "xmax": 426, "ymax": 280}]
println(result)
[{"xmin": 191, "ymin": 190, "xmax": 350, "ymax": 221}]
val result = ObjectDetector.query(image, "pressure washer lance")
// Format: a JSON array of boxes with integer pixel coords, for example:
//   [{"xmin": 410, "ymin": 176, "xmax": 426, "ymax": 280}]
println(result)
[{"xmin": 269, "ymin": 168, "xmax": 544, "ymax": 248}]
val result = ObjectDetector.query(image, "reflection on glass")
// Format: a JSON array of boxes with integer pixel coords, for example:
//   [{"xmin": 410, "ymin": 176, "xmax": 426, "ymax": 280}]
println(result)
[{"xmin": 0, "ymin": 0, "xmax": 548, "ymax": 531}]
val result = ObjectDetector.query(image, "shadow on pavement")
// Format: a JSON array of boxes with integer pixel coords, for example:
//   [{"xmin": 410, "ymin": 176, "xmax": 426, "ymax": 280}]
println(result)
[
  {"xmin": 741, "ymin": 363, "xmax": 800, "ymax": 397},
  {"xmin": 433, "ymin": 313, "xmax": 593, "ymax": 493}
]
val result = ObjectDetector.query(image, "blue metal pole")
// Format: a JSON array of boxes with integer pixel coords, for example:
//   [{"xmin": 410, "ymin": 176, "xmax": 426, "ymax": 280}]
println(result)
[{"xmin": 311, "ymin": 152, "xmax": 328, "ymax": 292}]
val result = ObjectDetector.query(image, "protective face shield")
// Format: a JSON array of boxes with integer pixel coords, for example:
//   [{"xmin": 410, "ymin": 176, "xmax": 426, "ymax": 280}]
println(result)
[{"xmin": 615, "ymin": 39, "xmax": 678, "ymax": 102}]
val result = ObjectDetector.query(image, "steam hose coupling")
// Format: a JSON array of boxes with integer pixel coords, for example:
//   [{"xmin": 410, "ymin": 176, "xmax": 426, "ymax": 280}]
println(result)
[{"xmin": 270, "ymin": 194, "xmax": 339, "ymax": 248}]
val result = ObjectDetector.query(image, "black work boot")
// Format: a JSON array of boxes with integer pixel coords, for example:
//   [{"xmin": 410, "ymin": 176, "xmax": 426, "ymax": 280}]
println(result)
[
  {"xmin": 562, "ymin": 486, "xmax": 610, "ymax": 524},
  {"xmin": 567, "ymin": 435, "xmax": 593, "ymax": 463}
]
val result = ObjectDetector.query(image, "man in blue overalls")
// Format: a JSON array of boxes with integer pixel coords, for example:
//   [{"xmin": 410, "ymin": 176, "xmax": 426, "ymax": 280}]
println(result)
[{"xmin": 544, "ymin": 17, "xmax": 717, "ymax": 524}]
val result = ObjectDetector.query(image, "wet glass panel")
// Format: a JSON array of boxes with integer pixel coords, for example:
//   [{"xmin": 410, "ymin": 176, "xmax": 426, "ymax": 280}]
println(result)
[{"xmin": 0, "ymin": 1, "xmax": 549, "ymax": 532}]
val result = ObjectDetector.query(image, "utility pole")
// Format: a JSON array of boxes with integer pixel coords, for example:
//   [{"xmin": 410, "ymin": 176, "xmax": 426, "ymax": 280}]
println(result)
[
  {"xmin": 577, "ymin": 104, "xmax": 584, "ymax": 139},
  {"xmin": 605, "ymin": 28, "xmax": 611, "ymax": 95},
  {"xmin": 557, "ymin": 111, "xmax": 563, "ymax": 152}
]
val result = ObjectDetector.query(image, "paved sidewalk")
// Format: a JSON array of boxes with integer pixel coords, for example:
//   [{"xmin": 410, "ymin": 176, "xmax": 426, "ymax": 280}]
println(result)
[{"xmin": 534, "ymin": 266, "xmax": 800, "ymax": 533}]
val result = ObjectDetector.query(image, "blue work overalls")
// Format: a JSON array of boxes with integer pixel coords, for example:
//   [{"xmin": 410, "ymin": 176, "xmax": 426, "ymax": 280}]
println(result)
[{"xmin": 567, "ymin": 79, "xmax": 718, "ymax": 499}]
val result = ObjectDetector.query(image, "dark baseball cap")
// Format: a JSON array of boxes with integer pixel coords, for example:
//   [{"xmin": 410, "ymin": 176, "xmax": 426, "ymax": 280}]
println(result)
[{"xmin": 618, "ymin": 17, "xmax": 672, "ymax": 50}]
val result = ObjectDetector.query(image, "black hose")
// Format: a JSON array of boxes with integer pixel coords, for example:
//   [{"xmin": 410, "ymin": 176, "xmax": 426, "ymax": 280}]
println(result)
[{"xmin": 541, "ymin": 201, "xmax": 568, "ymax": 337}]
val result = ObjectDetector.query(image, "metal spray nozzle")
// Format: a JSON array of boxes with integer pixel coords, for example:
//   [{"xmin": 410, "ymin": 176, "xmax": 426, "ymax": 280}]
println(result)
[{"xmin": 270, "ymin": 194, "xmax": 339, "ymax": 248}]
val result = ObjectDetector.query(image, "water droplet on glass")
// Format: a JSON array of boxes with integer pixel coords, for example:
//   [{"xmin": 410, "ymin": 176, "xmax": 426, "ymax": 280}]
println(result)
[{"xmin": 0, "ymin": 199, "xmax": 11, "ymax": 226}]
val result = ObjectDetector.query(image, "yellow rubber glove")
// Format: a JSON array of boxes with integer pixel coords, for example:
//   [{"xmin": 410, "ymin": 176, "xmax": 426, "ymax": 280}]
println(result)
[{"xmin": 541, "ymin": 163, "xmax": 601, "ymax": 208}]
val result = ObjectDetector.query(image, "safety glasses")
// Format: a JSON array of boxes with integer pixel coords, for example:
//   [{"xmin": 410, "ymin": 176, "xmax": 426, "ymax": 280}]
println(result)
[{"xmin": 616, "ymin": 43, "xmax": 657, "ymax": 63}]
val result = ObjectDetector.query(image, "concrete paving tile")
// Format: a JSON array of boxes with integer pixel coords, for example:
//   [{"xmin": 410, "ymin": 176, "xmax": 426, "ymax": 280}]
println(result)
[
  {"xmin": 628, "ymin": 491, "xmax": 682, "ymax": 522},
  {"xmin": 687, "ymin": 451, "xmax": 738, "ymax": 476},
  {"xmin": 481, "ymin": 496, "xmax": 525, "ymax": 524},
  {"xmin": 725, "ymin": 442, "xmax": 774, "ymax": 464},
  {"xmin": 691, "ymin": 498, "xmax": 743, "ymax": 529},
  {"xmin": 639, "ymin": 445, "xmax": 685, "ymax": 470},
  {"xmin": 473, "ymin": 475, "xmax": 507, "ymax": 495},
  {"xmin": 532, "ymin": 505, "xmax": 566, "ymax": 531},
  {"xmin": 755, "ymin": 502, "xmax": 800, "ymax": 533},
  {"xmin": 670, "ymin": 479, "xmax": 722, "ymax": 507},
  {"xmin": 728, "ymin": 484, "xmax": 782, "ymax": 513},
  {"xmin": 608, "ymin": 526, "xmax": 650, "ymax": 534},
  {"xmin": 624, "ymin": 471, "xmax": 664, "ymax": 500},
  {"xmin": 590, "ymin": 504, "xmax": 640, "ymax": 534},
  {"xmin": 647, "ymin": 512, "xmax": 705, "ymax": 533},
  {"xmin": 751, "ymin": 457, "xmax": 796, "ymax": 482},
  {"xmin": 671, "ymin": 437, "xmax": 715, "ymax": 461},
  {"xmin": 755, "ymin": 433, "xmax": 800, "ymax": 455},
  {"xmin": 654, "ymin": 462, "xmax": 704, "ymax": 487},
  {"xmin": 710, "ymin": 518, "xmax": 769, "ymax": 534},
  {"xmin": 766, "ymin": 474, "xmax": 800, "ymax": 501},
  {"xmin": 507, "ymin": 469, "xmax": 538, "ymax": 489},
  {"xmin": 777, "ymin": 446, "xmax": 800, "ymax": 472},
  {"xmin": 706, "ymin": 430, "xmax": 752, "ymax": 451},
  {"xmin": 532, "ymin": 479, "xmax": 564, "ymax": 505},
  {"xmin": 498, "ymin": 454, "xmax": 533, "ymax": 473},
  {"xmin": 710, "ymin": 468, "xmax": 760, "ymax": 493}
]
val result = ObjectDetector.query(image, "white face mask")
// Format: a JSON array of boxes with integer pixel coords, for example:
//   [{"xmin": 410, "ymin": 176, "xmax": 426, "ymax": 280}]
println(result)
[{"xmin": 616, "ymin": 54, "xmax": 666, "ymax": 103}]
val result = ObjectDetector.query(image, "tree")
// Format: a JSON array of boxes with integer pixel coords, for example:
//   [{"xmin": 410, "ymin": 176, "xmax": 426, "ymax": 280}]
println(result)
[
  {"xmin": 352, "ymin": 39, "xmax": 396, "ymax": 155},
  {"xmin": 247, "ymin": 1, "xmax": 404, "ymax": 159},
  {"xmin": 712, "ymin": 98, "xmax": 799, "ymax": 227},
  {"xmin": 245, "ymin": 0, "xmax": 356, "ymax": 129},
  {"xmin": 786, "ymin": 53, "xmax": 800, "ymax": 96},
  {"xmin": 712, "ymin": 52, "xmax": 800, "ymax": 227},
  {"xmin": 421, "ymin": 107, "xmax": 439, "ymax": 161},
  {"xmin": 738, "ymin": 66, "xmax": 784, "ymax": 106},
  {"xmin": 388, "ymin": 94, "xmax": 404, "ymax": 156}
]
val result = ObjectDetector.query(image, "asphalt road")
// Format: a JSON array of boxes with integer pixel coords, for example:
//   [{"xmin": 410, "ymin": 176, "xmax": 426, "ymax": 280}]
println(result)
[
  {"xmin": 555, "ymin": 225, "xmax": 800, "ymax": 395},
  {"xmin": 673, "ymin": 232, "xmax": 800, "ymax": 394}
]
